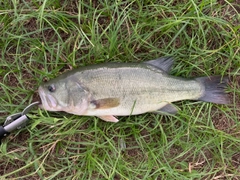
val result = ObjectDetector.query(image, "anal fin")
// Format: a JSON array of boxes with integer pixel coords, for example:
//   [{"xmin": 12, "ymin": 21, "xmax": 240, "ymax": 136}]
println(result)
[{"xmin": 154, "ymin": 104, "xmax": 178, "ymax": 115}]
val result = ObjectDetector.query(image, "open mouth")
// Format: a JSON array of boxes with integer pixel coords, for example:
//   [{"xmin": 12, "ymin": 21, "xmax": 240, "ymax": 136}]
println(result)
[{"xmin": 38, "ymin": 86, "xmax": 57, "ymax": 110}]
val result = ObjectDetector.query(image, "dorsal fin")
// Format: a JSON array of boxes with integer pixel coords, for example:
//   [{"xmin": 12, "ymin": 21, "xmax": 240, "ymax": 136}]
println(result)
[{"xmin": 144, "ymin": 57, "xmax": 174, "ymax": 73}]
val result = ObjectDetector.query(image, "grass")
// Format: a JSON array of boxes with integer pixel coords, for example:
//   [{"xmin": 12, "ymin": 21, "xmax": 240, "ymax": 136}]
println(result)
[{"xmin": 0, "ymin": 0, "xmax": 240, "ymax": 179}]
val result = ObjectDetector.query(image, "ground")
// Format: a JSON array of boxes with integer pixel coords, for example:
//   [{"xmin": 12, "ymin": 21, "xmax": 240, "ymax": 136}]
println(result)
[{"xmin": 0, "ymin": 0, "xmax": 240, "ymax": 179}]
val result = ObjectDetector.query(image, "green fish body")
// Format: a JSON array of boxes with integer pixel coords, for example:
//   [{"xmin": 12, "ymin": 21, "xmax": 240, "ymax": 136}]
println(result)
[{"xmin": 38, "ymin": 57, "xmax": 229, "ymax": 122}]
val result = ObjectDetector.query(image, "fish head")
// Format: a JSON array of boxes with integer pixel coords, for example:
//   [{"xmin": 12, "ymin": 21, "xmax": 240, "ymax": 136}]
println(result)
[{"xmin": 38, "ymin": 77, "xmax": 90, "ymax": 114}]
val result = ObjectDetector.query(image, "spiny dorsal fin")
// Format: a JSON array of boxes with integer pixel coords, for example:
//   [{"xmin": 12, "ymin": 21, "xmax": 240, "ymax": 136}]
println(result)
[
  {"xmin": 90, "ymin": 98, "xmax": 120, "ymax": 109},
  {"xmin": 144, "ymin": 57, "xmax": 174, "ymax": 73}
]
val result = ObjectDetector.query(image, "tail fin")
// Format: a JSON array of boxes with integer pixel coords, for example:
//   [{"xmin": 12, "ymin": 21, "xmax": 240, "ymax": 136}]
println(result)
[{"xmin": 196, "ymin": 76, "xmax": 229, "ymax": 104}]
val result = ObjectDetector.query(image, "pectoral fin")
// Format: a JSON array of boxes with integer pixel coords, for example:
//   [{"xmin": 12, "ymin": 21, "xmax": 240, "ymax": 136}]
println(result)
[
  {"xmin": 97, "ymin": 115, "xmax": 119, "ymax": 122},
  {"xmin": 155, "ymin": 104, "xmax": 178, "ymax": 115},
  {"xmin": 90, "ymin": 98, "xmax": 120, "ymax": 109}
]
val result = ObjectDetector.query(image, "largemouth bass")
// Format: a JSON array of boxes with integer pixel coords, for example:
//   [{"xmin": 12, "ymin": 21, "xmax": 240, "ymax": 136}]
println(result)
[{"xmin": 38, "ymin": 57, "xmax": 229, "ymax": 122}]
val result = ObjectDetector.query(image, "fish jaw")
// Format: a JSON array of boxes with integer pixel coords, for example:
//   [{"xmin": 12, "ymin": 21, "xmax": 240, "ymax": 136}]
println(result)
[
  {"xmin": 38, "ymin": 86, "xmax": 62, "ymax": 111},
  {"xmin": 38, "ymin": 85, "xmax": 90, "ymax": 115}
]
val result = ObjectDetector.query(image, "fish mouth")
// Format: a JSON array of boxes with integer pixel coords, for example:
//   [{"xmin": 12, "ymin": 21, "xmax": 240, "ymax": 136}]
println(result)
[{"xmin": 38, "ymin": 86, "xmax": 58, "ymax": 111}]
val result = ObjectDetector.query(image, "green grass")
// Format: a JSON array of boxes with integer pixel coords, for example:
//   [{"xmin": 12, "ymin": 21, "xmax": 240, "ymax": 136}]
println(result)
[{"xmin": 0, "ymin": 0, "xmax": 240, "ymax": 179}]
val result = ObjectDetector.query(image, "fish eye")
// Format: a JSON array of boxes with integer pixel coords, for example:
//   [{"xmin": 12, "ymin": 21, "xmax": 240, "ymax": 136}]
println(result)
[{"xmin": 47, "ymin": 84, "xmax": 56, "ymax": 92}]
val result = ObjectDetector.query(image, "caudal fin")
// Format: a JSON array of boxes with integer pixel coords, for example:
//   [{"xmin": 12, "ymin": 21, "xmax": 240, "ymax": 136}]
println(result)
[{"xmin": 196, "ymin": 76, "xmax": 229, "ymax": 104}]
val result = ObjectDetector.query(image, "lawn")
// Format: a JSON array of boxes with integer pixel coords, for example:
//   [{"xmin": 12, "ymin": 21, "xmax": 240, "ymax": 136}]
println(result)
[{"xmin": 0, "ymin": 0, "xmax": 240, "ymax": 179}]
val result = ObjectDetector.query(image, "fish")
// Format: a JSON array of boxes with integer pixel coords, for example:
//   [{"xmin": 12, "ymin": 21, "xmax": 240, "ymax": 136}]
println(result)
[{"xmin": 38, "ymin": 57, "xmax": 229, "ymax": 122}]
